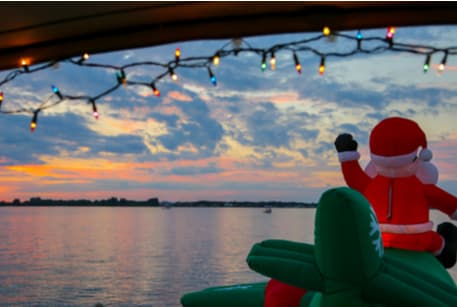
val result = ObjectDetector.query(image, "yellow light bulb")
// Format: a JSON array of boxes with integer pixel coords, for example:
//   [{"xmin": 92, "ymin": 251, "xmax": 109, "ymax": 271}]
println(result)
[
  {"xmin": 213, "ymin": 55, "xmax": 220, "ymax": 66},
  {"xmin": 270, "ymin": 58, "xmax": 276, "ymax": 71},
  {"xmin": 323, "ymin": 26, "xmax": 331, "ymax": 36}
]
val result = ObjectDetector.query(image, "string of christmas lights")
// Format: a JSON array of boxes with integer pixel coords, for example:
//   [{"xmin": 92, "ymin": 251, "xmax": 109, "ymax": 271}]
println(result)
[{"xmin": 0, "ymin": 26, "xmax": 456, "ymax": 132}]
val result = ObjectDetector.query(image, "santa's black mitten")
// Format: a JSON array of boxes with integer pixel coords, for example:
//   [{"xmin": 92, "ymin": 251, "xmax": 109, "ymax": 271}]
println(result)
[{"xmin": 334, "ymin": 133, "xmax": 358, "ymax": 153}]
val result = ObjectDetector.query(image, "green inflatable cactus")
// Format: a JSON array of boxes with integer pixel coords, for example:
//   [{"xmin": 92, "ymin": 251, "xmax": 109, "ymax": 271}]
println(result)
[
  {"xmin": 247, "ymin": 187, "xmax": 457, "ymax": 306},
  {"xmin": 181, "ymin": 187, "xmax": 457, "ymax": 306}
]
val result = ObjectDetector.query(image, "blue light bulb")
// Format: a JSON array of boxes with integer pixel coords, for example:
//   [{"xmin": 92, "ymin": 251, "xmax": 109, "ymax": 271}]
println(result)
[{"xmin": 357, "ymin": 30, "xmax": 362, "ymax": 40}]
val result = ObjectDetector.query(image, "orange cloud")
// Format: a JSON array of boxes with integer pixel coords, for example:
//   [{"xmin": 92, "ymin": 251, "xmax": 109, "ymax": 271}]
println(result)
[
  {"xmin": 270, "ymin": 92, "xmax": 300, "ymax": 105},
  {"xmin": 168, "ymin": 91, "xmax": 192, "ymax": 102},
  {"xmin": 92, "ymin": 117, "xmax": 144, "ymax": 136},
  {"xmin": 156, "ymin": 105, "xmax": 184, "ymax": 117},
  {"xmin": 5, "ymin": 158, "xmax": 151, "ymax": 183}
]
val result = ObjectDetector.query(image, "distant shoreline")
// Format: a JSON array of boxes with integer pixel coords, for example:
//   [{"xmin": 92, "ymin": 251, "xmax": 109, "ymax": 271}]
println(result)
[{"xmin": 0, "ymin": 197, "xmax": 317, "ymax": 208}]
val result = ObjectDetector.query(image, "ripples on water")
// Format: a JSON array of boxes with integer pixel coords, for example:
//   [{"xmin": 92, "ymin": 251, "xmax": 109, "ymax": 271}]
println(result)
[{"xmin": 0, "ymin": 207, "xmax": 455, "ymax": 306}]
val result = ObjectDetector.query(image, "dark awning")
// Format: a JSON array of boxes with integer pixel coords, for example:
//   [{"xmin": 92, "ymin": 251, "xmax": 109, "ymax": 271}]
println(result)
[{"xmin": 1, "ymin": 1, "xmax": 456, "ymax": 71}]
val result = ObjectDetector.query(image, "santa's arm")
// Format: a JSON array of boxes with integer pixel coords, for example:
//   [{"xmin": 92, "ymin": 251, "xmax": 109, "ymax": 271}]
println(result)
[
  {"xmin": 339, "ymin": 155, "xmax": 371, "ymax": 194},
  {"xmin": 424, "ymin": 184, "xmax": 457, "ymax": 220},
  {"xmin": 335, "ymin": 133, "xmax": 371, "ymax": 193}
]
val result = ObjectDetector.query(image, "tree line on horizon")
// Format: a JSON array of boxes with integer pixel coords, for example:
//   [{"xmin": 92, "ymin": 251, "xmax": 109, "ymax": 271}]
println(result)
[{"xmin": 0, "ymin": 197, "xmax": 316, "ymax": 208}]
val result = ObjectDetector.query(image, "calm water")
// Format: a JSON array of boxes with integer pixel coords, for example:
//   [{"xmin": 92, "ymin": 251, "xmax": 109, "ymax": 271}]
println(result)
[{"xmin": 0, "ymin": 207, "xmax": 455, "ymax": 306}]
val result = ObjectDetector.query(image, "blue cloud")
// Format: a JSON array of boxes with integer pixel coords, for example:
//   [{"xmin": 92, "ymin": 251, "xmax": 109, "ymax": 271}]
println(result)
[
  {"xmin": 385, "ymin": 86, "xmax": 455, "ymax": 109},
  {"xmin": 297, "ymin": 128, "xmax": 320, "ymax": 141},
  {"xmin": 0, "ymin": 114, "xmax": 57, "ymax": 164},
  {"xmin": 150, "ymin": 92, "xmax": 224, "ymax": 157},
  {"xmin": 0, "ymin": 112, "xmax": 148, "ymax": 165},
  {"xmin": 242, "ymin": 102, "xmax": 291, "ymax": 148},
  {"xmin": 314, "ymin": 141, "xmax": 335, "ymax": 156},
  {"xmin": 151, "ymin": 113, "xmax": 180, "ymax": 127}
]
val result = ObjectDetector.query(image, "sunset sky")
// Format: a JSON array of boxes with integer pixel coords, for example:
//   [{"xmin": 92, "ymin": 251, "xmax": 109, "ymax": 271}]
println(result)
[{"xmin": 0, "ymin": 25, "xmax": 456, "ymax": 203}]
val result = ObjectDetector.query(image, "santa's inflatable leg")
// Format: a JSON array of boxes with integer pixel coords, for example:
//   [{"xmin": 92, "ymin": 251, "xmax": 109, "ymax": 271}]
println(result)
[{"xmin": 436, "ymin": 222, "xmax": 457, "ymax": 268}]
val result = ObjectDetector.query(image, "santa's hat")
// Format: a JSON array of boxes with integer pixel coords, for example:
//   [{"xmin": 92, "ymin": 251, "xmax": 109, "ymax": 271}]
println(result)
[{"xmin": 369, "ymin": 117, "xmax": 432, "ymax": 168}]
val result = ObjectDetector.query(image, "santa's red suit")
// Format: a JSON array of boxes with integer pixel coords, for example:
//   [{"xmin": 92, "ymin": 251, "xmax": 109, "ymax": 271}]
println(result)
[
  {"xmin": 263, "ymin": 279, "xmax": 306, "ymax": 307},
  {"xmin": 337, "ymin": 117, "xmax": 457, "ymax": 254}
]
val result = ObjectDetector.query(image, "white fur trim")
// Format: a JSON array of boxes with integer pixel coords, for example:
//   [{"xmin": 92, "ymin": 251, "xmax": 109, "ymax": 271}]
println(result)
[
  {"xmin": 338, "ymin": 151, "xmax": 360, "ymax": 162},
  {"xmin": 364, "ymin": 161, "xmax": 377, "ymax": 178},
  {"xmin": 419, "ymin": 148, "xmax": 432, "ymax": 161},
  {"xmin": 415, "ymin": 161, "xmax": 438, "ymax": 184},
  {"xmin": 451, "ymin": 209, "xmax": 457, "ymax": 221},
  {"xmin": 370, "ymin": 150, "xmax": 416, "ymax": 168},
  {"xmin": 379, "ymin": 221, "xmax": 433, "ymax": 234}
]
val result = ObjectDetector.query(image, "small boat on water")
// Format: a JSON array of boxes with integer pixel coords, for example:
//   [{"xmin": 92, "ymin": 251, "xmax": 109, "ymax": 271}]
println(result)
[
  {"xmin": 263, "ymin": 206, "xmax": 272, "ymax": 213},
  {"xmin": 161, "ymin": 201, "xmax": 173, "ymax": 209}
]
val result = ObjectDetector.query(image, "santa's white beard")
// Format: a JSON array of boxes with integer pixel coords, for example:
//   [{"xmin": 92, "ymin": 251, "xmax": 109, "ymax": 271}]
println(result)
[
  {"xmin": 365, "ymin": 160, "xmax": 439, "ymax": 184},
  {"xmin": 375, "ymin": 161, "xmax": 418, "ymax": 178}
]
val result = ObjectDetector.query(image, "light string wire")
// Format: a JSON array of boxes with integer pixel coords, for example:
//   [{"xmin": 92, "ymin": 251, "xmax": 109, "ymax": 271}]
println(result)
[{"xmin": 0, "ymin": 27, "xmax": 456, "ymax": 131}]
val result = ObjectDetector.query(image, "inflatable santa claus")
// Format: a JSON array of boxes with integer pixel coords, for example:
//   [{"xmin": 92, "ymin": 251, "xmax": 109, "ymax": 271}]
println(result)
[
  {"xmin": 335, "ymin": 116, "xmax": 457, "ymax": 268},
  {"xmin": 263, "ymin": 117, "xmax": 457, "ymax": 307}
]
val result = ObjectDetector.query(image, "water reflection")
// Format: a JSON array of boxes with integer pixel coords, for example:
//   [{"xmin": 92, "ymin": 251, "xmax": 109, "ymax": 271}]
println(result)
[{"xmin": 0, "ymin": 207, "xmax": 455, "ymax": 306}]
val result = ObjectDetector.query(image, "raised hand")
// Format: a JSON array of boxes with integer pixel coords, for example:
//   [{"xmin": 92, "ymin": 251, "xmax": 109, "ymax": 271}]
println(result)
[{"xmin": 334, "ymin": 133, "xmax": 358, "ymax": 152}]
